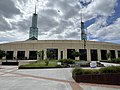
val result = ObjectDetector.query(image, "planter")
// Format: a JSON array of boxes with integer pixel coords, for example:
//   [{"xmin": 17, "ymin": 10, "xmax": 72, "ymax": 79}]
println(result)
[{"xmin": 73, "ymin": 73, "xmax": 120, "ymax": 85}]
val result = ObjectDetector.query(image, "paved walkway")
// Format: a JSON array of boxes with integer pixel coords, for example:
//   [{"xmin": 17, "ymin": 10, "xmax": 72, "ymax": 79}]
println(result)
[
  {"xmin": 0, "ymin": 66, "xmax": 120, "ymax": 90},
  {"xmin": 100, "ymin": 62, "xmax": 120, "ymax": 67}
]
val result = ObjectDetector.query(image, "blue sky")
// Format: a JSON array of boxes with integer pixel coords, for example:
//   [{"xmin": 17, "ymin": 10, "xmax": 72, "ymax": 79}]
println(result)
[
  {"xmin": 86, "ymin": 0, "xmax": 120, "ymax": 26},
  {"xmin": 0, "ymin": 0, "xmax": 120, "ymax": 44}
]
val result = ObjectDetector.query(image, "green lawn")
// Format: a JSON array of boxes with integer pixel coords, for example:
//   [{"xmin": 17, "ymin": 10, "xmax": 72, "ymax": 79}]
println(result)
[
  {"xmin": 19, "ymin": 60, "xmax": 59, "ymax": 68},
  {"xmin": 19, "ymin": 59, "xmax": 89, "ymax": 69}
]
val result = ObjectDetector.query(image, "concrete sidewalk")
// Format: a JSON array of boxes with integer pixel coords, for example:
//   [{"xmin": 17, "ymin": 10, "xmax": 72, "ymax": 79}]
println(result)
[
  {"xmin": 100, "ymin": 62, "xmax": 120, "ymax": 67},
  {"xmin": 0, "ymin": 66, "xmax": 120, "ymax": 90}
]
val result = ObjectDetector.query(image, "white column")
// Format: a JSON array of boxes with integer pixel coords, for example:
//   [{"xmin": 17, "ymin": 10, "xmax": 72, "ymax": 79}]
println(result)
[
  {"xmin": 87, "ymin": 49, "xmax": 91, "ymax": 61},
  {"xmin": 98, "ymin": 49, "xmax": 101, "ymax": 61},
  {"xmin": 58, "ymin": 50, "xmax": 61, "ymax": 60},
  {"xmin": 63, "ymin": 49, "xmax": 67, "ymax": 59},
  {"xmin": 115, "ymin": 50, "xmax": 118, "ymax": 58},
  {"xmin": 25, "ymin": 51, "xmax": 29, "ymax": 60},
  {"xmin": 107, "ymin": 50, "xmax": 110, "ymax": 60},
  {"xmin": 107, "ymin": 50, "xmax": 110, "ymax": 53},
  {"xmin": 75, "ymin": 49, "xmax": 79, "ymax": 60},
  {"xmin": 13, "ymin": 51, "xmax": 17, "ymax": 59},
  {"xmin": 44, "ymin": 49, "xmax": 47, "ymax": 60}
]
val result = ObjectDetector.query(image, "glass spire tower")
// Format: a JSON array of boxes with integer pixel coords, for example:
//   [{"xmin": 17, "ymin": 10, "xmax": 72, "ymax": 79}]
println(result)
[
  {"xmin": 29, "ymin": 5, "xmax": 38, "ymax": 40},
  {"xmin": 81, "ymin": 21, "xmax": 87, "ymax": 40}
]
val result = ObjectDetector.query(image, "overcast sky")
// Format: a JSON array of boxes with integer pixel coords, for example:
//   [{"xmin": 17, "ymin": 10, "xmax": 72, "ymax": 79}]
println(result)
[{"xmin": 0, "ymin": 0, "xmax": 120, "ymax": 44}]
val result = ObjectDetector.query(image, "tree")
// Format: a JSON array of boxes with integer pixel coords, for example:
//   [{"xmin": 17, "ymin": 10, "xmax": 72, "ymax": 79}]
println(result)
[
  {"xmin": 0, "ymin": 49, "xmax": 6, "ymax": 59},
  {"xmin": 72, "ymin": 50, "xmax": 80, "ymax": 58},
  {"xmin": 44, "ymin": 59, "xmax": 49, "ymax": 66},
  {"xmin": 106, "ymin": 52, "xmax": 111, "ymax": 60},
  {"xmin": 46, "ymin": 50, "xmax": 54, "ymax": 60},
  {"xmin": 37, "ymin": 50, "xmax": 44, "ymax": 60}
]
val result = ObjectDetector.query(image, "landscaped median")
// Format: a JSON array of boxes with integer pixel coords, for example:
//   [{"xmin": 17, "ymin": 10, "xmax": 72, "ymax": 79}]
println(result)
[
  {"xmin": 72, "ymin": 66, "xmax": 120, "ymax": 85},
  {"xmin": 18, "ymin": 59, "xmax": 77, "ymax": 69},
  {"xmin": 18, "ymin": 59, "xmax": 104, "ymax": 69},
  {"xmin": 18, "ymin": 60, "xmax": 62, "ymax": 69}
]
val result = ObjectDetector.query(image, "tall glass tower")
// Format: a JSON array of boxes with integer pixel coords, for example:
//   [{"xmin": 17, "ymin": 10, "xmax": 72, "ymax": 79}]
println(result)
[
  {"xmin": 81, "ymin": 21, "xmax": 87, "ymax": 40},
  {"xmin": 29, "ymin": 6, "xmax": 38, "ymax": 40},
  {"xmin": 81, "ymin": 14, "xmax": 87, "ymax": 49}
]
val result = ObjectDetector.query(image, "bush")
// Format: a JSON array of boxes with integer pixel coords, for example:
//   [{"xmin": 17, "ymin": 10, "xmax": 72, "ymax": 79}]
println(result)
[
  {"xmin": 111, "ymin": 58, "xmax": 116, "ymax": 63},
  {"xmin": 72, "ymin": 68, "xmax": 84, "ymax": 75},
  {"xmin": 101, "ymin": 58, "xmax": 120, "ymax": 64},
  {"xmin": 83, "ymin": 69, "xmax": 99, "ymax": 74},
  {"xmin": 72, "ymin": 68, "xmax": 99, "ymax": 75},
  {"xmin": 106, "ymin": 52, "xmax": 111, "ymax": 60},
  {"xmin": 72, "ymin": 66, "xmax": 120, "ymax": 75},
  {"xmin": 100, "ymin": 66, "xmax": 120, "ymax": 73},
  {"xmin": 0, "ymin": 49, "xmax": 6, "ymax": 59},
  {"xmin": 112, "ymin": 58, "xmax": 120, "ymax": 63},
  {"xmin": 44, "ymin": 60, "xmax": 49, "ymax": 66},
  {"xmin": 56, "ymin": 65, "xmax": 63, "ymax": 68},
  {"xmin": 71, "ymin": 50, "xmax": 80, "ymax": 57},
  {"xmin": 59, "ymin": 59, "xmax": 75, "ymax": 65}
]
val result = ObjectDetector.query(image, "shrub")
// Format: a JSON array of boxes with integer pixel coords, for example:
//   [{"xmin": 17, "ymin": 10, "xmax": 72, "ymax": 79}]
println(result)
[
  {"xmin": 56, "ymin": 65, "xmax": 63, "ymax": 68},
  {"xmin": 59, "ymin": 59, "xmax": 75, "ymax": 65},
  {"xmin": 72, "ymin": 66, "xmax": 120, "ymax": 76},
  {"xmin": 101, "ymin": 58, "xmax": 120, "ymax": 64},
  {"xmin": 44, "ymin": 59, "xmax": 49, "ymax": 66},
  {"xmin": 83, "ymin": 69, "xmax": 99, "ymax": 74},
  {"xmin": 107, "ymin": 60, "xmax": 113, "ymax": 63},
  {"xmin": 106, "ymin": 58, "xmax": 120, "ymax": 64},
  {"xmin": 37, "ymin": 50, "xmax": 44, "ymax": 60},
  {"xmin": 111, "ymin": 58, "xmax": 116, "ymax": 63},
  {"xmin": 100, "ymin": 66, "xmax": 120, "ymax": 73},
  {"xmin": 72, "ymin": 68, "xmax": 84, "ymax": 76},
  {"xmin": 106, "ymin": 52, "xmax": 111, "ymax": 60},
  {"xmin": 0, "ymin": 49, "xmax": 6, "ymax": 59},
  {"xmin": 116, "ymin": 58, "xmax": 120, "ymax": 63},
  {"xmin": 71, "ymin": 50, "xmax": 80, "ymax": 58},
  {"xmin": 72, "ymin": 68, "xmax": 99, "ymax": 75},
  {"xmin": 112, "ymin": 58, "xmax": 120, "ymax": 63}
]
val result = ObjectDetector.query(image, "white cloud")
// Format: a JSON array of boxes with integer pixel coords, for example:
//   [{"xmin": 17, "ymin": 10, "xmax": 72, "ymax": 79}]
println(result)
[
  {"xmin": 89, "ymin": 0, "xmax": 116, "ymax": 16},
  {"xmin": 82, "ymin": 0, "xmax": 117, "ymax": 21},
  {"xmin": 88, "ymin": 17, "xmax": 120, "ymax": 43},
  {"xmin": 87, "ymin": 16, "xmax": 107, "ymax": 37},
  {"xmin": 0, "ymin": 0, "xmax": 119, "ymax": 44}
]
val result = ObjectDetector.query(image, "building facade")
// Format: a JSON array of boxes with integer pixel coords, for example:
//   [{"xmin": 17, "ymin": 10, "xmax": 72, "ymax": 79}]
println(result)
[{"xmin": 0, "ymin": 40, "xmax": 120, "ymax": 61}]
